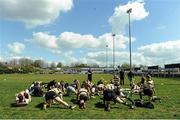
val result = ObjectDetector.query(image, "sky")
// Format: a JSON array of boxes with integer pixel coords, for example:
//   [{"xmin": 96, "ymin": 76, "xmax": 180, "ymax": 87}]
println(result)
[{"xmin": 0, "ymin": 0, "xmax": 180, "ymax": 67}]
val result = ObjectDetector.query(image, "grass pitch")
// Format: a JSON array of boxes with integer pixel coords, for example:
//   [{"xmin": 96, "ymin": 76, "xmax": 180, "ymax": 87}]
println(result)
[{"xmin": 0, "ymin": 74, "xmax": 180, "ymax": 119}]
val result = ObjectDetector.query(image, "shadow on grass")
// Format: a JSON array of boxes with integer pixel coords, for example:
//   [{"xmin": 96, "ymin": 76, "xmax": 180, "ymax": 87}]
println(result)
[
  {"xmin": 10, "ymin": 103, "xmax": 28, "ymax": 107},
  {"xmin": 35, "ymin": 102, "xmax": 67, "ymax": 110},
  {"xmin": 70, "ymin": 98, "xmax": 78, "ymax": 104},
  {"xmin": 94, "ymin": 102, "xmax": 104, "ymax": 108},
  {"xmin": 35, "ymin": 102, "xmax": 44, "ymax": 109},
  {"xmin": 94, "ymin": 102, "xmax": 124, "ymax": 112}
]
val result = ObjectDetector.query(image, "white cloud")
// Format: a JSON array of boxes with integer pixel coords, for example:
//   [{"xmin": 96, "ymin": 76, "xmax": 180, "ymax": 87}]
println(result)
[
  {"xmin": 32, "ymin": 32, "xmax": 58, "ymax": 49},
  {"xmin": 85, "ymin": 51, "xmax": 150, "ymax": 67},
  {"xmin": 0, "ymin": 0, "xmax": 73, "ymax": 28},
  {"xmin": 0, "ymin": 56, "xmax": 3, "ymax": 62},
  {"xmin": 87, "ymin": 51, "xmax": 106, "ymax": 63},
  {"xmin": 4, "ymin": 39, "xmax": 180, "ymax": 67},
  {"xmin": 59, "ymin": 51, "xmax": 79, "ymax": 65},
  {"xmin": 59, "ymin": 32, "xmax": 131, "ymax": 50},
  {"xmin": 138, "ymin": 40, "xmax": 180, "ymax": 58},
  {"xmin": 109, "ymin": 0, "xmax": 149, "ymax": 34},
  {"xmin": 8, "ymin": 42, "xmax": 25, "ymax": 55},
  {"xmin": 31, "ymin": 31, "xmax": 135, "ymax": 66},
  {"xmin": 58, "ymin": 32, "xmax": 99, "ymax": 49},
  {"xmin": 82, "ymin": 40, "xmax": 180, "ymax": 67},
  {"xmin": 138, "ymin": 40, "xmax": 180, "ymax": 65},
  {"xmin": 31, "ymin": 32, "xmax": 130, "ymax": 54},
  {"xmin": 8, "ymin": 56, "xmax": 32, "ymax": 61},
  {"xmin": 98, "ymin": 33, "xmax": 131, "ymax": 50},
  {"xmin": 49, "ymin": 50, "xmax": 62, "ymax": 55}
]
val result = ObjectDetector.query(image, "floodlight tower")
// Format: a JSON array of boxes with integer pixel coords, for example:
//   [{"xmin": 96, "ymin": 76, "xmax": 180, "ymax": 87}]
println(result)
[
  {"xmin": 112, "ymin": 33, "xmax": 116, "ymax": 75},
  {"xmin": 106, "ymin": 44, "xmax": 108, "ymax": 70},
  {"xmin": 127, "ymin": 8, "xmax": 132, "ymax": 71}
]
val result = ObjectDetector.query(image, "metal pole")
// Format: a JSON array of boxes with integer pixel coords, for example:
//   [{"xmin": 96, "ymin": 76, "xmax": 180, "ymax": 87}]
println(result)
[
  {"xmin": 106, "ymin": 45, "xmax": 108, "ymax": 70},
  {"xmin": 127, "ymin": 8, "xmax": 132, "ymax": 71},
  {"xmin": 112, "ymin": 34, "xmax": 116, "ymax": 75}
]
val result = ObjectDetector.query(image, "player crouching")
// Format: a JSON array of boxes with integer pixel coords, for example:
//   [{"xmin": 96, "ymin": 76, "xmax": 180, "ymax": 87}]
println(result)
[{"xmin": 77, "ymin": 84, "xmax": 90, "ymax": 109}]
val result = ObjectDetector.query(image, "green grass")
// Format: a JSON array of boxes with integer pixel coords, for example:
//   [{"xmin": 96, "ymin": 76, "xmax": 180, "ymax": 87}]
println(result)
[{"xmin": 0, "ymin": 74, "xmax": 180, "ymax": 119}]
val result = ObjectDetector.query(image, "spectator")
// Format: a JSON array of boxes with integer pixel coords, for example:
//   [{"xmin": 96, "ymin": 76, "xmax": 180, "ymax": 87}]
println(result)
[
  {"xmin": 87, "ymin": 68, "xmax": 92, "ymax": 82},
  {"xmin": 119, "ymin": 70, "xmax": 125, "ymax": 85},
  {"xmin": 127, "ymin": 70, "xmax": 134, "ymax": 86}
]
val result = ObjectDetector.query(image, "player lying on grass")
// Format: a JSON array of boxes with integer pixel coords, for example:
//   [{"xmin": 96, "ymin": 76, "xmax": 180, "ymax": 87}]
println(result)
[
  {"xmin": 77, "ymin": 84, "xmax": 90, "ymax": 109},
  {"xmin": 103, "ymin": 84, "xmax": 135, "ymax": 111},
  {"xmin": 15, "ymin": 89, "xmax": 31, "ymax": 106},
  {"xmin": 43, "ymin": 87, "xmax": 76, "ymax": 110}
]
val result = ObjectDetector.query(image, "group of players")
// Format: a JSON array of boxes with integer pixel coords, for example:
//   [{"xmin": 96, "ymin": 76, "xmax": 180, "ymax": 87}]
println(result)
[{"xmin": 14, "ymin": 71, "xmax": 158, "ymax": 111}]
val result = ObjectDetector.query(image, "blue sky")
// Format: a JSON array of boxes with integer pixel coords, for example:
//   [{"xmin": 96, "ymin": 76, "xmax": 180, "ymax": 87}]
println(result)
[{"xmin": 0, "ymin": 0, "xmax": 180, "ymax": 66}]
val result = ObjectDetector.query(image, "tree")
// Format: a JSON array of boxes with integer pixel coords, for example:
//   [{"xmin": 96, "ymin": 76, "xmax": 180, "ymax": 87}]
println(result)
[
  {"xmin": 78, "ymin": 63, "xmax": 88, "ymax": 68},
  {"xmin": 20, "ymin": 65, "xmax": 35, "ymax": 73},
  {"xmin": 121, "ymin": 63, "xmax": 130, "ymax": 69},
  {"xmin": 9, "ymin": 59, "xmax": 18, "ymax": 66},
  {"xmin": 71, "ymin": 62, "xmax": 89, "ymax": 68},
  {"xmin": 33, "ymin": 60, "xmax": 45, "ymax": 68},
  {"xmin": 50, "ymin": 62, "xmax": 56, "ymax": 69},
  {"xmin": 139, "ymin": 64, "xmax": 147, "ymax": 70},
  {"xmin": 0, "ymin": 62, "xmax": 4, "ymax": 67},
  {"xmin": 57, "ymin": 62, "xmax": 63, "ymax": 68},
  {"xmin": 19, "ymin": 58, "xmax": 33, "ymax": 66},
  {"xmin": 90, "ymin": 63, "xmax": 99, "ymax": 68}
]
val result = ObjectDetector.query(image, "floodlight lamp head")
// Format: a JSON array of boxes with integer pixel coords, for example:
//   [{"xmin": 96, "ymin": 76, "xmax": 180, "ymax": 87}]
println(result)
[
  {"xmin": 127, "ymin": 8, "xmax": 132, "ymax": 14},
  {"xmin": 112, "ymin": 34, "xmax": 116, "ymax": 36}
]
